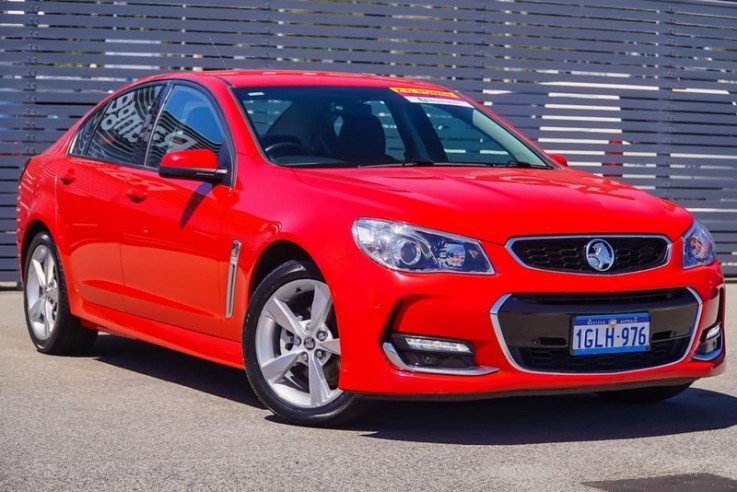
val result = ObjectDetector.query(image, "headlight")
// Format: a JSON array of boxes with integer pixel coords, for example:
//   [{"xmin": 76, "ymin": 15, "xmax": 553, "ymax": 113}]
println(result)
[
  {"xmin": 682, "ymin": 220, "xmax": 716, "ymax": 269},
  {"xmin": 352, "ymin": 219, "xmax": 494, "ymax": 274}
]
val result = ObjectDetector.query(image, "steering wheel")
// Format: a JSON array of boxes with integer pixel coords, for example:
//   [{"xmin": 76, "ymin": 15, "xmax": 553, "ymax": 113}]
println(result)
[{"xmin": 264, "ymin": 141, "xmax": 312, "ymax": 159}]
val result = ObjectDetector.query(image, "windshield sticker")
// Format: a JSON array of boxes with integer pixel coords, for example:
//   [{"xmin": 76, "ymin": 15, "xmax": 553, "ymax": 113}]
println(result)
[{"xmin": 391, "ymin": 87, "xmax": 473, "ymax": 107}]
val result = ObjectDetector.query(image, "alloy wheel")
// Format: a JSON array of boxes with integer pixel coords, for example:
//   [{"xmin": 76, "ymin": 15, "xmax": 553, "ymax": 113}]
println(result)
[
  {"xmin": 254, "ymin": 278, "xmax": 342, "ymax": 408},
  {"xmin": 25, "ymin": 245, "xmax": 60, "ymax": 341}
]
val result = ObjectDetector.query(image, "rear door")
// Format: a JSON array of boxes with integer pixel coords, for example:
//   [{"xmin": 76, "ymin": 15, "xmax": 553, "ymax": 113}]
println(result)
[{"xmin": 57, "ymin": 84, "xmax": 163, "ymax": 312}]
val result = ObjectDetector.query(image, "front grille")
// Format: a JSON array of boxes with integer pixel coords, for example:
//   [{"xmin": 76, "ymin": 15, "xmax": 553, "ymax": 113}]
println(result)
[
  {"xmin": 515, "ymin": 338, "xmax": 690, "ymax": 372},
  {"xmin": 494, "ymin": 289, "xmax": 698, "ymax": 374},
  {"xmin": 509, "ymin": 236, "xmax": 669, "ymax": 274}
]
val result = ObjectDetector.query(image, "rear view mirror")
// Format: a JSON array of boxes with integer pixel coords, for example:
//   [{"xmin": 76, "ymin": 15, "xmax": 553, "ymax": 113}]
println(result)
[{"xmin": 159, "ymin": 149, "xmax": 227, "ymax": 182}]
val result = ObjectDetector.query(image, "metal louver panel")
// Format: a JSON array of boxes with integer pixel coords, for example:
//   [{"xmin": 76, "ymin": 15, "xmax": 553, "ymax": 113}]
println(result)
[{"xmin": 1, "ymin": 0, "xmax": 735, "ymax": 282}]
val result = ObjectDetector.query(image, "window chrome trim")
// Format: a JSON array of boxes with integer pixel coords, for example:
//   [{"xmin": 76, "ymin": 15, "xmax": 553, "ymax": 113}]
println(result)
[
  {"xmin": 225, "ymin": 240, "xmax": 241, "ymax": 319},
  {"xmin": 489, "ymin": 287, "xmax": 703, "ymax": 376},
  {"xmin": 505, "ymin": 234, "xmax": 672, "ymax": 276}
]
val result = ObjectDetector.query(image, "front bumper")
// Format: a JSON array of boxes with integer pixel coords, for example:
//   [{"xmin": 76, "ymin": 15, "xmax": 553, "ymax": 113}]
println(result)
[
  {"xmin": 327, "ymin": 242, "xmax": 726, "ymax": 397},
  {"xmin": 491, "ymin": 288, "xmax": 701, "ymax": 374}
]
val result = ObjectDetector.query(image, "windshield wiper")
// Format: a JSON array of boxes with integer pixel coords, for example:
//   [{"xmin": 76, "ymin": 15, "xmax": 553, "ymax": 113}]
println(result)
[
  {"xmin": 354, "ymin": 160, "xmax": 435, "ymax": 168},
  {"xmin": 355, "ymin": 159, "xmax": 545, "ymax": 169},
  {"xmin": 401, "ymin": 159, "xmax": 435, "ymax": 167},
  {"xmin": 498, "ymin": 159, "xmax": 534, "ymax": 168}
]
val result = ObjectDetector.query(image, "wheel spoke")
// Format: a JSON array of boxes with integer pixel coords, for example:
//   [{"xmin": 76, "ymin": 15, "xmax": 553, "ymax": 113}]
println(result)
[
  {"xmin": 28, "ymin": 297, "xmax": 44, "ymax": 323},
  {"xmin": 45, "ymin": 254, "xmax": 56, "ymax": 286},
  {"xmin": 46, "ymin": 285, "xmax": 59, "ymax": 304},
  {"xmin": 308, "ymin": 356, "xmax": 332, "ymax": 406},
  {"xmin": 260, "ymin": 352, "xmax": 301, "ymax": 384},
  {"xmin": 319, "ymin": 338, "xmax": 341, "ymax": 356},
  {"xmin": 32, "ymin": 258, "xmax": 46, "ymax": 288},
  {"xmin": 264, "ymin": 297, "xmax": 305, "ymax": 336},
  {"xmin": 308, "ymin": 282, "xmax": 332, "ymax": 332},
  {"xmin": 43, "ymin": 302, "xmax": 53, "ymax": 337}
]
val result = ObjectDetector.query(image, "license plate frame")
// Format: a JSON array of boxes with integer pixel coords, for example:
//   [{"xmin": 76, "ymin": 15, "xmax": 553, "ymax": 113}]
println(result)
[{"xmin": 571, "ymin": 313, "xmax": 650, "ymax": 356}]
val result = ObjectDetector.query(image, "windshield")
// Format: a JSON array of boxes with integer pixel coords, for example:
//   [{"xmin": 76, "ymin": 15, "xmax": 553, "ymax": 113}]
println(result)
[{"xmin": 233, "ymin": 86, "xmax": 551, "ymax": 168}]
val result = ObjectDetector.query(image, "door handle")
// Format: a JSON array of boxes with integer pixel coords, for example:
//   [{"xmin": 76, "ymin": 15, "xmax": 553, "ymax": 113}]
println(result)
[
  {"xmin": 126, "ymin": 186, "xmax": 148, "ymax": 203},
  {"xmin": 60, "ymin": 169, "xmax": 75, "ymax": 185}
]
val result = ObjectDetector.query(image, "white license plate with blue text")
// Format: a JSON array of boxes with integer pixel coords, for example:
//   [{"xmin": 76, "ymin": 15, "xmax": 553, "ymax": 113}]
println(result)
[{"xmin": 572, "ymin": 313, "xmax": 650, "ymax": 356}]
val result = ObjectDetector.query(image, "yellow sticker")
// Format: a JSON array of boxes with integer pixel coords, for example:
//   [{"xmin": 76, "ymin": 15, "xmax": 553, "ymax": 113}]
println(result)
[{"xmin": 390, "ymin": 87, "xmax": 460, "ymax": 99}]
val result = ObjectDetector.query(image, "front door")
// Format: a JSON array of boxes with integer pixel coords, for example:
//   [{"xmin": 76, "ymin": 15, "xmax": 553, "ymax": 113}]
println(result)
[{"xmin": 118, "ymin": 84, "xmax": 233, "ymax": 336}]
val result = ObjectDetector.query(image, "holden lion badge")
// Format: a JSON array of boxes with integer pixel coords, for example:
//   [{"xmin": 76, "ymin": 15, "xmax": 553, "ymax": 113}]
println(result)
[{"xmin": 585, "ymin": 239, "xmax": 615, "ymax": 272}]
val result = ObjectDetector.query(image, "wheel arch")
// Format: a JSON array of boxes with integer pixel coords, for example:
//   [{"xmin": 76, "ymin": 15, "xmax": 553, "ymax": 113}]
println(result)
[
  {"xmin": 248, "ymin": 240, "xmax": 314, "ymax": 300},
  {"xmin": 19, "ymin": 220, "xmax": 52, "ymax": 283}
]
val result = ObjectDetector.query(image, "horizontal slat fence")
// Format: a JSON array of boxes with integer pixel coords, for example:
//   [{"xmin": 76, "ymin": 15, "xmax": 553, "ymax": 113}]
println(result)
[{"xmin": 0, "ymin": 0, "xmax": 735, "ymax": 281}]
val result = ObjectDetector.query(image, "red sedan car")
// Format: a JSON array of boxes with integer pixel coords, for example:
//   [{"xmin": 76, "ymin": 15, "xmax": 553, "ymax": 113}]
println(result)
[{"xmin": 17, "ymin": 71, "xmax": 725, "ymax": 426}]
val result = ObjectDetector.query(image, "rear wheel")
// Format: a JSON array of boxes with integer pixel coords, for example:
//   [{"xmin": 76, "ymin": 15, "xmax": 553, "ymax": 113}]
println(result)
[
  {"xmin": 596, "ymin": 383, "xmax": 692, "ymax": 404},
  {"xmin": 244, "ymin": 260, "xmax": 361, "ymax": 426},
  {"xmin": 23, "ymin": 232, "xmax": 97, "ymax": 354}
]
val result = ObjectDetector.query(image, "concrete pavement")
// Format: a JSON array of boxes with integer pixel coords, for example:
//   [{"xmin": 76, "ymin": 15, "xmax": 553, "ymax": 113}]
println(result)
[{"xmin": 1, "ymin": 285, "xmax": 735, "ymax": 491}]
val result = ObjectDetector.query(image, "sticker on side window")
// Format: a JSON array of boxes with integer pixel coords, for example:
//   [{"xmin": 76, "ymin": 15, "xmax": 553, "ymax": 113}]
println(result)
[{"xmin": 390, "ymin": 87, "xmax": 473, "ymax": 107}]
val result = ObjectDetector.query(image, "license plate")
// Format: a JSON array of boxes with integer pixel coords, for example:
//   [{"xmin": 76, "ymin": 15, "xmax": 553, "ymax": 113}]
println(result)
[{"xmin": 571, "ymin": 313, "xmax": 650, "ymax": 356}]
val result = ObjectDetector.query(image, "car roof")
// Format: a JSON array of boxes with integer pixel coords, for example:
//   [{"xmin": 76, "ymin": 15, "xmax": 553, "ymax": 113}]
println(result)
[{"xmin": 137, "ymin": 69, "xmax": 454, "ymax": 91}]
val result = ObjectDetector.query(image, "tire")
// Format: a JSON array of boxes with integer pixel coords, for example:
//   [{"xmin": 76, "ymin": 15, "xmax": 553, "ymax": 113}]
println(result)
[
  {"xmin": 243, "ymin": 260, "xmax": 362, "ymax": 426},
  {"xmin": 596, "ymin": 382, "xmax": 692, "ymax": 404},
  {"xmin": 23, "ymin": 232, "xmax": 98, "ymax": 354}
]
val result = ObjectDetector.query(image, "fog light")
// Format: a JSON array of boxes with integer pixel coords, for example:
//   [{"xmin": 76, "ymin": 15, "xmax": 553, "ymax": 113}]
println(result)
[
  {"xmin": 694, "ymin": 322, "xmax": 722, "ymax": 361},
  {"xmin": 402, "ymin": 336, "xmax": 473, "ymax": 354},
  {"xmin": 384, "ymin": 334, "xmax": 482, "ymax": 373},
  {"xmin": 705, "ymin": 324, "xmax": 721, "ymax": 340}
]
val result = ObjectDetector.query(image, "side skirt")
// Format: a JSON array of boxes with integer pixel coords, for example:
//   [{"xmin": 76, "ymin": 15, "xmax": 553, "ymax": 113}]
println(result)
[{"xmin": 78, "ymin": 301, "xmax": 245, "ymax": 370}]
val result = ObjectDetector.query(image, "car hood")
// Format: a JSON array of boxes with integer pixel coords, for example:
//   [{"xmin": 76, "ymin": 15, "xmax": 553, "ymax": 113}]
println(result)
[{"xmin": 294, "ymin": 166, "xmax": 693, "ymax": 244}]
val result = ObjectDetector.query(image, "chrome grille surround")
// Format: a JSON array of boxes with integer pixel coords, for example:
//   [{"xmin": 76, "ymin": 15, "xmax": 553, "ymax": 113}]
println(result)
[{"xmin": 489, "ymin": 288, "xmax": 703, "ymax": 376}]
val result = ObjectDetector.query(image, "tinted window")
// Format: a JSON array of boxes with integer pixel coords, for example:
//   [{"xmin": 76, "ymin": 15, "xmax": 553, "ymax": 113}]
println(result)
[
  {"xmin": 421, "ymin": 104, "xmax": 514, "ymax": 164},
  {"xmin": 86, "ymin": 85, "xmax": 162, "ymax": 164},
  {"xmin": 147, "ymin": 85, "xmax": 224, "ymax": 168},
  {"xmin": 70, "ymin": 108, "xmax": 105, "ymax": 156},
  {"xmin": 241, "ymin": 96, "xmax": 292, "ymax": 135},
  {"xmin": 232, "ymin": 86, "xmax": 549, "ymax": 168},
  {"xmin": 365, "ymin": 100, "xmax": 406, "ymax": 161}
]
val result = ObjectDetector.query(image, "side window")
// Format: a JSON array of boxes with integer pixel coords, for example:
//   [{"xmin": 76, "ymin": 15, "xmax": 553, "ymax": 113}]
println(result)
[
  {"xmin": 148, "ymin": 85, "xmax": 224, "ymax": 168},
  {"xmin": 70, "ymin": 108, "xmax": 105, "ymax": 156},
  {"xmin": 421, "ymin": 104, "xmax": 512, "ymax": 164},
  {"xmin": 86, "ymin": 85, "xmax": 162, "ymax": 164}
]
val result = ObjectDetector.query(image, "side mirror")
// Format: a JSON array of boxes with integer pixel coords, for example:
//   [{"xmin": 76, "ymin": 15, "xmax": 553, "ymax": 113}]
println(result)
[
  {"xmin": 547, "ymin": 153, "xmax": 568, "ymax": 167},
  {"xmin": 158, "ymin": 149, "xmax": 227, "ymax": 182}
]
